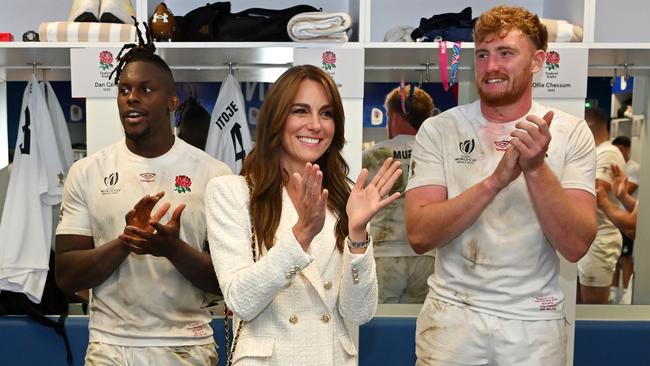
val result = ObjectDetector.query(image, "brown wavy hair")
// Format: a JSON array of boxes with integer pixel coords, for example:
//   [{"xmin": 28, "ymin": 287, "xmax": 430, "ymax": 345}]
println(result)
[
  {"xmin": 474, "ymin": 6, "xmax": 548, "ymax": 51},
  {"xmin": 241, "ymin": 65, "xmax": 351, "ymax": 253}
]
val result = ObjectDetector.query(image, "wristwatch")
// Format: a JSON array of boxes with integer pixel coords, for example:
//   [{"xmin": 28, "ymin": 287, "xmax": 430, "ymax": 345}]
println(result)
[
  {"xmin": 347, "ymin": 235, "xmax": 371, "ymax": 249},
  {"xmin": 22, "ymin": 30, "xmax": 39, "ymax": 42}
]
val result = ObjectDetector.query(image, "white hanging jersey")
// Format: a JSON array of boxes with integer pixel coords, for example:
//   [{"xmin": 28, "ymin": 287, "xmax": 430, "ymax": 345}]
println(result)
[
  {"xmin": 205, "ymin": 74, "xmax": 252, "ymax": 174},
  {"xmin": 407, "ymin": 100, "xmax": 596, "ymax": 320},
  {"xmin": 41, "ymin": 81, "xmax": 74, "ymax": 171},
  {"xmin": 0, "ymin": 75, "xmax": 65, "ymax": 303}
]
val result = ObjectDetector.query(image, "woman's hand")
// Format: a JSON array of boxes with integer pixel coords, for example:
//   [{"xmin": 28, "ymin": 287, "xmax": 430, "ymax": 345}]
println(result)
[
  {"xmin": 288, "ymin": 163, "xmax": 329, "ymax": 251},
  {"xmin": 347, "ymin": 158, "xmax": 402, "ymax": 240}
]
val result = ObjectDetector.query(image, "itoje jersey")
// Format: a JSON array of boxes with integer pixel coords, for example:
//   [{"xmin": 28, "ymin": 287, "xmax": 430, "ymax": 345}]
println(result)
[
  {"xmin": 205, "ymin": 74, "xmax": 252, "ymax": 174},
  {"xmin": 0, "ymin": 75, "xmax": 65, "ymax": 303}
]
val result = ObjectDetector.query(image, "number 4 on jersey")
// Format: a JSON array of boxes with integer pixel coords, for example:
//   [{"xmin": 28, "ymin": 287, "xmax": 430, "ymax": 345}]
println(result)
[{"xmin": 230, "ymin": 122, "xmax": 246, "ymax": 162}]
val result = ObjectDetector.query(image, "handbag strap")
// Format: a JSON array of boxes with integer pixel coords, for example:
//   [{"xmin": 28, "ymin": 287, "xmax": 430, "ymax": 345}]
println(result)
[{"xmin": 224, "ymin": 183, "xmax": 258, "ymax": 366}]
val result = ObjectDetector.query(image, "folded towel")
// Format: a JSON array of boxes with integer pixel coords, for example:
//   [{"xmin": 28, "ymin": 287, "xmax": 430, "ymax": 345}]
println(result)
[
  {"xmin": 287, "ymin": 12, "xmax": 352, "ymax": 42},
  {"xmin": 542, "ymin": 18, "xmax": 583, "ymax": 42},
  {"xmin": 38, "ymin": 21, "xmax": 135, "ymax": 42}
]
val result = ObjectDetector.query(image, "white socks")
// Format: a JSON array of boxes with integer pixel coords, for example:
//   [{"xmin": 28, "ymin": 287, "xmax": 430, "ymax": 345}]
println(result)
[
  {"xmin": 620, "ymin": 288, "xmax": 632, "ymax": 305},
  {"xmin": 609, "ymin": 286, "xmax": 619, "ymax": 304}
]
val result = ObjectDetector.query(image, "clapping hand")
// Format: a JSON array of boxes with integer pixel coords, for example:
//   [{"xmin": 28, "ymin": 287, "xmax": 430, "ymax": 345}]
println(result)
[
  {"xmin": 510, "ymin": 110, "xmax": 553, "ymax": 174},
  {"xmin": 288, "ymin": 163, "xmax": 329, "ymax": 251},
  {"xmin": 346, "ymin": 158, "xmax": 402, "ymax": 235},
  {"xmin": 487, "ymin": 144, "xmax": 522, "ymax": 192},
  {"xmin": 595, "ymin": 184, "xmax": 611, "ymax": 208},
  {"xmin": 123, "ymin": 192, "xmax": 169, "ymax": 233},
  {"xmin": 120, "ymin": 191, "xmax": 185, "ymax": 258},
  {"xmin": 610, "ymin": 164, "xmax": 629, "ymax": 199}
]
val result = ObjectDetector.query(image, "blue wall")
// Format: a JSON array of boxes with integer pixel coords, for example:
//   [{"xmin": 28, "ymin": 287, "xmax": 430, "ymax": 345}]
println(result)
[{"xmin": 1, "ymin": 316, "xmax": 649, "ymax": 365}]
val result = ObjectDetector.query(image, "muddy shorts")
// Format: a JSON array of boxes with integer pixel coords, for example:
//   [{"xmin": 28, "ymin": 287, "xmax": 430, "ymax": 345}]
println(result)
[{"xmin": 415, "ymin": 296, "xmax": 566, "ymax": 366}]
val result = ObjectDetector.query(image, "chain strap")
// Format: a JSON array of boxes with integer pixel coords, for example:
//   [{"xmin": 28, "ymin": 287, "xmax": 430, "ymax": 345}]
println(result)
[{"xmin": 224, "ymin": 195, "xmax": 257, "ymax": 366}]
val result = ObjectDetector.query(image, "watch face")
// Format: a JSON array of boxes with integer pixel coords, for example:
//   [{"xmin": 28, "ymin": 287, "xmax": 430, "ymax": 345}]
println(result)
[{"xmin": 22, "ymin": 30, "xmax": 39, "ymax": 42}]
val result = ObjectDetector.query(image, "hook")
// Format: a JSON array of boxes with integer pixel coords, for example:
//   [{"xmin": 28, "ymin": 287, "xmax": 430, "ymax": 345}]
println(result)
[
  {"xmin": 29, "ymin": 61, "xmax": 41, "ymax": 75},
  {"xmin": 227, "ymin": 62, "xmax": 233, "ymax": 75},
  {"xmin": 623, "ymin": 62, "xmax": 632, "ymax": 82},
  {"xmin": 610, "ymin": 68, "xmax": 617, "ymax": 87},
  {"xmin": 424, "ymin": 62, "xmax": 431, "ymax": 83}
]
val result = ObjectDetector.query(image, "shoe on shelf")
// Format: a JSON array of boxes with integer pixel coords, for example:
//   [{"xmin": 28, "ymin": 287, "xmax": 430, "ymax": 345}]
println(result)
[
  {"xmin": 69, "ymin": 0, "xmax": 100, "ymax": 22},
  {"xmin": 99, "ymin": 0, "xmax": 136, "ymax": 24}
]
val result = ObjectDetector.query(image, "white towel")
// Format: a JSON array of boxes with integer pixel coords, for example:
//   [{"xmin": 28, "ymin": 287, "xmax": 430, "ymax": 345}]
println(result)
[
  {"xmin": 38, "ymin": 21, "xmax": 135, "ymax": 42},
  {"xmin": 541, "ymin": 18, "xmax": 583, "ymax": 42},
  {"xmin": 287, "ymin": 12, "xmax": 352, "ymax": 43}
]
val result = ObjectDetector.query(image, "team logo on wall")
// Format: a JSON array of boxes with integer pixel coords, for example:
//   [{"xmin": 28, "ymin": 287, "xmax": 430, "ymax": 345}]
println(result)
[
  {"xmin": 455, "ymin": 139, "xmax": 477, "ymax": 164},
  {"xmin": 139, "ymin": 172, "xmax": 156, "ymax": 182},
  {"xmin": 101, "ymin": 171, "xmax": 121, "ymax": 195},
  {"xmin": 321, "ymin": 50, "xmax": 337, "ymax": 75},
  {"xmin": 545, "ymin": 51, "xmax": 560, "ymax": 71},
  {"xmin": 174, "ymin": 175, "xmax": 192, "ymax": 194},
  {"xmin": 98, "ymin": 50, "xmax": 115, "ymax": 82},
  {"xmin": 99, "ymin": 50, "xmax": 114, "ymax": 71}
]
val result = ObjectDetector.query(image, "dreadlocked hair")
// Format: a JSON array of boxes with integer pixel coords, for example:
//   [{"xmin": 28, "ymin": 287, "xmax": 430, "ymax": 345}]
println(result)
[{"xmin": 109, "ymin": 17, "xmax": 173, "ymax": 84}]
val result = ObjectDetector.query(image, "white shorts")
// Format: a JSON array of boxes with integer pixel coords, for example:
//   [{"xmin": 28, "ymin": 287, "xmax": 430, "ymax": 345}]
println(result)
[
  {"xmin": 376, "ymin": 256, "xmax": 435, "ymax": 304},
  {"xmin": 415, "ymin": 296, "xmax": 566, "ymax": 366},
  {"xmin": 85, "ymin": 342, "xmax": 217, "ymax": 366},
  {"xmin": 578, "ymin": 235, "xmax": 622, "ymax": 287}
]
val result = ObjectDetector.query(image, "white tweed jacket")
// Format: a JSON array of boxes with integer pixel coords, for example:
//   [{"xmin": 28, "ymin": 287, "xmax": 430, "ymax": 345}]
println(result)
[{"xmin": 206, "ymin": 175, "xmax": 378, "ymax": 366}]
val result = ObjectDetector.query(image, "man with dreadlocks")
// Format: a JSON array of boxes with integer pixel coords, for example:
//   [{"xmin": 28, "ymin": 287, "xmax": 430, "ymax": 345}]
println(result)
[{"xmin": 55, "ymin": 21, "xmax": 231, "ymax": 365}]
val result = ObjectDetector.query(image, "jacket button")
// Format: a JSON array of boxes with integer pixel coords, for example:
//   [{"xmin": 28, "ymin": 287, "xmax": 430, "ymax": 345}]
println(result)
[
  {"xmin": 289, "ymin": 315, "xmax": 298, "ymax": 324},
  {"xmin": 324, "ymin": 281, "xmax": 332, "ymax": 290},
  {"xmin": 320, "ymin": 314, "xmax": 330, "ymax": 323}
]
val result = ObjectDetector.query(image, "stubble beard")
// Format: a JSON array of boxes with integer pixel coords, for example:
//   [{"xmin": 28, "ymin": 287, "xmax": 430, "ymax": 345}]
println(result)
[{"xmin": 477, "ymin": 72, "xmax": 532, "ymax": 107}]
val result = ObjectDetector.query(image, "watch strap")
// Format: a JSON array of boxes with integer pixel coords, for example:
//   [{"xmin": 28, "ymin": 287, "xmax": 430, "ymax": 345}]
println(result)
[{"xmin": 347, "ymin": 235, "xmax": 371, "ymax": 249}]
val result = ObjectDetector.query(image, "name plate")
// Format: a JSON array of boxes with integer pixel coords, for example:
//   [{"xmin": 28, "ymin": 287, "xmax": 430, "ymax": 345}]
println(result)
[
  {"xmin": 71, "ymin": 47, "xmax": 121, "ymax": 98},
  {"xmin": 532, "ymin": 48, "xmax": 588, "ymax": 99}
]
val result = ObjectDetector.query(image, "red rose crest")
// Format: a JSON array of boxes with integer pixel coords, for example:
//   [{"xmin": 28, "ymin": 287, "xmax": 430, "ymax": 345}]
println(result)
[
  {"xmin": 174, "ymin": 175, "xmax": 192, "ymax": 193},
  {"xmin": 99, "ymin": 50, "xmax": 114, "ymax": 71},
  {"xmin": 322, "ymin": 51, "xmax": 337, "ymax": 72},
  {"xmin": 545, "ymin": 51, "xmax": 560, "ymax": 71}
]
